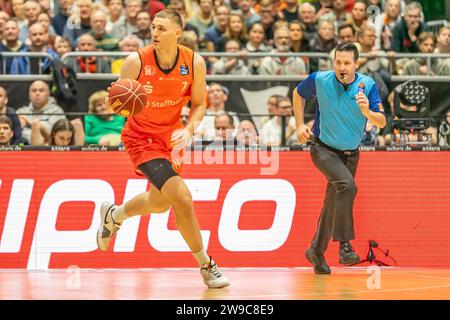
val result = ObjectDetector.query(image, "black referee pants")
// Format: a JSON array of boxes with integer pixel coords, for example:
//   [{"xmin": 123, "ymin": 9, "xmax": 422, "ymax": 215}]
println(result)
[{"xmin": 309, "ymin": 138, "xmax": 360, "ymax": 255}]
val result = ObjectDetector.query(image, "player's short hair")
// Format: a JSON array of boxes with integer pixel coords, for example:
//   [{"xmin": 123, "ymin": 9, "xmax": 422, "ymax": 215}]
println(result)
[
  {"xmin": 334, "ymin": 42, "xmax": 359, "ymax": 61},
  {"xmin": 154, "ymin": 9, "xmax": 183, "ymax": 29}
]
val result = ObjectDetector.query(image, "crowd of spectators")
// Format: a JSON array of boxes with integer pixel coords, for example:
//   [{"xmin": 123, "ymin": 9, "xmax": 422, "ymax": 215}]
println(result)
[{"xmin": 0, "ymin": 0, "xmax": 449, "ymax": 147}]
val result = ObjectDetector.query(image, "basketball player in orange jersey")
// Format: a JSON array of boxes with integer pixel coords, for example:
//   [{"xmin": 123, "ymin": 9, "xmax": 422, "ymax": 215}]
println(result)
[{"xmin": 96, "ymin": 9, "xmax": 229, "ymax": 288}]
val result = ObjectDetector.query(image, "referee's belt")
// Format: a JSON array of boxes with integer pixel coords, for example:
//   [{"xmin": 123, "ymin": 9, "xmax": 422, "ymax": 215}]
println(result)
[{"xmin": 313, "ymin": 137, "xmax": 359, "ymax": 155}]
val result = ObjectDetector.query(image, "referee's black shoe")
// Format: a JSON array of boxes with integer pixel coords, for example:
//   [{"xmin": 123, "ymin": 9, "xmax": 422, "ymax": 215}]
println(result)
[
  {"xmin": 339, "ymin": 241, "xmax": 360, "ymax": 265},
  {"xmin": 305, "ymin": 248, "xmax": 331, "ymax": 274}
]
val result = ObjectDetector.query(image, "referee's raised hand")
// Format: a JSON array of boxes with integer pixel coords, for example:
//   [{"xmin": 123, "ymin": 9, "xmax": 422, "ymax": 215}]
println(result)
[
  {"xmin": 296, "ymin": 124, "xmax": 313, "ymax": 144},
  {"xmin": 355, "ymin": 93, "xmax": 370, "ymax": 117}
]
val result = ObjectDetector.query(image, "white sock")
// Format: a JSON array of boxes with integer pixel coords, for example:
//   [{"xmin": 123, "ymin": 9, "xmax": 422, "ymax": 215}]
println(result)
[
  {"xmin": 193, "ymin": 248, "xmax": 210, "ymax": 267},
  {"xmin": 111, "ymin": 205, "xmax": 129, "ymax": 224}
]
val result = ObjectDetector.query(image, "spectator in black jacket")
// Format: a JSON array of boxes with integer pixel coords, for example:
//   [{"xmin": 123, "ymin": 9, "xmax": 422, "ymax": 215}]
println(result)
[
  {"xmin": 0, "ymin": 86, "xmax": 23, "ymax": 144},
  {"xmin": 391, "ymin": 1, "xmax": 426, "ymax": 53},
  {"xmin": 52, "ymin": 0, "xmax": 74, "ymax": 36}
]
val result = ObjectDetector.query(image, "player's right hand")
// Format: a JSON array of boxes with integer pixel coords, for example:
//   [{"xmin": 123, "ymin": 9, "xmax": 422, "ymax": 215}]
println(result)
[{"xmin": 296, "ymin": 124, "xmax": 313, "ymax": 144}]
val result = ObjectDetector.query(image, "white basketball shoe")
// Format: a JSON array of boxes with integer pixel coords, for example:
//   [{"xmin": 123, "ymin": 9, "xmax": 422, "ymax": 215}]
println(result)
[
  {"xmin": 96, "ymin": 202, "xmax": 121, "ymax": 251},
  {"xmin": 200, "ymin": 257, "xmax": 230, "ymax": 288}
]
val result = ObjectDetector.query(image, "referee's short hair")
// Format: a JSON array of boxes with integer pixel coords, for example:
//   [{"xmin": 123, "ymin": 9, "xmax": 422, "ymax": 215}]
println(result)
[{"xmin": 334, "ymin": 42, "xmax": 359, "ymax": 61}]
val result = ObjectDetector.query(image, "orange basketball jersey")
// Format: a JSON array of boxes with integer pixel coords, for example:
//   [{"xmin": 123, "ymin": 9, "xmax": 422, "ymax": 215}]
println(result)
[{"xmin": 127, "ymin": 44, "xmax": 194, "ymax": 134}]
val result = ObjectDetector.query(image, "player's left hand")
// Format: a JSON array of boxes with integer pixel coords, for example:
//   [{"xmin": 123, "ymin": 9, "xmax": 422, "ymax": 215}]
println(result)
[
  {"xmin": 170, "ymin": 128, "xmax": 192, "ymax": 149},
  {"xmin": 356, "ymin": 93, "xmax": 370, "ymax": 117}
]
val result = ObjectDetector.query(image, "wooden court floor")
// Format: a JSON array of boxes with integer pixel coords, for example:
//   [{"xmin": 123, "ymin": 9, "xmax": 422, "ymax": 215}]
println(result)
[{"xmin": 1, "ymin": 267, "xmax": 449, "ymax": 300}]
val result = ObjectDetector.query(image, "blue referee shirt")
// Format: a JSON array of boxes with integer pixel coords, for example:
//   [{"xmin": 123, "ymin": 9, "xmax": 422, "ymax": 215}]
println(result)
[{"xmin": 296, "ymin": 71, "xmax": 385, "ymax": 150}]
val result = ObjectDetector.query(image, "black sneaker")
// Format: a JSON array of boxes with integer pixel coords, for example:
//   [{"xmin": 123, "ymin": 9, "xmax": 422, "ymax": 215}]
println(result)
[
  {"xmin": 305, "ymin": 248, "xmax": 331, "ymax": 274},
  {"xmin": 339, "ymin": 241, "xmax": 360, "ymax": 265}
]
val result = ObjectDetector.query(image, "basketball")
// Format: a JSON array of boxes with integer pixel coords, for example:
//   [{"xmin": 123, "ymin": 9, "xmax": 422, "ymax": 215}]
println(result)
[{"xmin": 108, "ymin": 79, "xmax": 147, "ymax": 117}]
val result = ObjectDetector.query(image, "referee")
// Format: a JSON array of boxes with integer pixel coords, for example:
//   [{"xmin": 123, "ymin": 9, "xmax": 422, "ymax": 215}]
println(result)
[{"xmin": 293, "ymin": 43, "xmax": 386, "ymax": 274}]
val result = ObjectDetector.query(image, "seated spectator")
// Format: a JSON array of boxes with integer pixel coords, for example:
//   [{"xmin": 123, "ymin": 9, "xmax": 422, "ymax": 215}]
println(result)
[
  {"xmin": 0, "ymin": 19, "xmax": 28, "ymax": 74},
  {"xmin": 0, "ymin": 115, "xmax": 15, "ymax": 146},
  {"xmin": 89, "ymin": 10, "xmax": 119, "ymax": 51},
  {"xmin": 213, "ymin": 111, "xmax": 237, "ymax": 143},
  {"xmin": 374, "ymin": 0, "xmax": 402, "ymax": 51},
  {"xmin": 277, "ymin": 0, "xmax": 298, "ymax": 23},
  {"xmin": 112, "ymin": 35, "xmax": 140, "ymax": 74},
  {"xmin": 11, "ymin": 0, "xmax": 27, "ymax": 30},
  {"xmin": 349, "ymin": 0, "xmax": 367, "ymax": 35},
  {"xmin": 329, "ymin": 0, "xmax": 353, "ymax": 29},
  {"xmin": 258, "ymin": 0, "xmax": 276, "ymax": 46},
  {"xmin": 204, "ymin": 5, "xmax": 230, "ymax": 59},
  {"xmin": 246, "ymin": 22, "xmax": 272, "ymax": 74},
  {"xmin": 259, "ymin": 94, "xmax": 283, "ymax": 128},
  {"xmin": 188, "ymin": 0, "xmax": 214, "ymax": 46},
  {"xmin": 289, "ymin": 20, "xmax": 310, "ymax": 53},
  {"xmin": 37, "ymin": 12, "xmax": 57, "ymax": 39},
  {"xmin": 52, "ymin": 0, "xmax": 73, "ymax": 36},
  {"xmin": 212, "ymin": 39, "xmax": 250, "ymax": 75},
  {"xmin": 236, "ymin": 120, "xmax": 258, "ymax": 146},
  {"xmin": 10, "ymin": 23, "xmax": 58, "ymax": 74},
  {"xmin": 194, "ymin": 82, "xmax": 240, "ymax": 141},
  {"xmin": 63, "ymin": 0, "xmax": 93, "ymax": 48},
  {"xmin": 438, "ymin": 108, "xmax": 450, "ymax": 147},
  {"xmin": 53, "ymin": 36, "xmax": 72, "ymax": 58},
  {"xmin": 329, "ymin": 24, "xmax": 361, "ymax": 66},
  {"xmin": 0, "ymin": 10, "xmax": 10, "ymax": 36},
  {"xmin": 67, "ymin": 34, "xmax": 111, "ymax": 73},
  {"xmin": 311, "ymin": 18, "xmax": 337, "ymax": 71},
  {"xmin": 177, "ymin": 31, "xmax": 199, "ymax": 51},
  {"xmin": 84, "ymin": 90, "xmax": 125, "ymax": 146},
  {"xmin": 169, "ymin": 0, "xmax": 200, "ymax": 39},
  {"xmin": 357, "ymin": 27, "xmax": 391, "ymax": 101},
  {"xmin": 237, "ymin": 0, "xmax": 261, "ymax": 28},
  {"xmin": 403, "ymin": 32, "xmax": 450, "ymax": 76},
  {"xmin": 0, "ymin": 86, "xmax": 22, "ymax": 144},
  {"xmin": 260, "ymin": 96, "xmax": 296, "ymax": 146},
  {"xmin": 215, "ymin": 13, "xmax": 247, "ymax": 52},
  {"xmin": 105, "ymin": 0, "xmax": 125, "ymax": 34},
  {"xmin": 313, "ymin": 0, "xmax": 333, "ymax": 23},
  {"xmin": 31, "ymin": 118, "xmax": 76, "ymax": 146},
  {"xmin": 132, "ymin": 10, "xmax": 152, "ymax": 47},
  {"xmin": 38, "ymin": 0, "xmax": 52, "ymax": 16},
  {"xmin": 434, "ymin": 26, "xmax": 450, "ymax": 71},
  {"xmin": 19, "ymin": 0, "xmax": 41, "ymax": 43},
  {"xmin": 259, "ymin": 26, "xmax": 306, "ymax": 75},
  {"xmin": 391, "ymin": 1, "xmax": 426, "ymax": 53},
  {"xmin": 111, "ymin": 0, "xmax": 141, "ymax": 40},
  {"xmin": 16, "ymin": 80, "xmax": 66, "ymax": 144},
  {"xmin": 298, "ymin": 2, "xmax": 317, "ymax": 45}
]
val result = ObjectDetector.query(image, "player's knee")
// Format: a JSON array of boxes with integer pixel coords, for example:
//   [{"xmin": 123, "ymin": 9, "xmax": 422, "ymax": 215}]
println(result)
[{"xmin": 170, "ymin": 192, "xmax": 193, "ymax": 211}]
